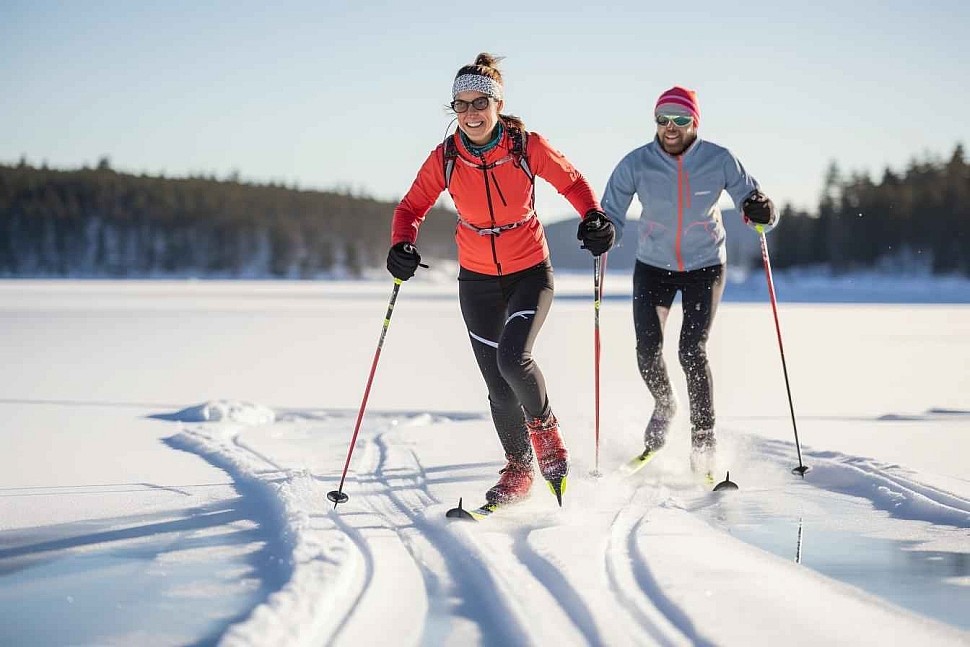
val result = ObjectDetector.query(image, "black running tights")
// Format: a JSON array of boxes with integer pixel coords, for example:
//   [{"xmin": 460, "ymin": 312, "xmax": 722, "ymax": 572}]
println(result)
[
  {"xmin": 632, "ymin": 261, "xmax": 725, "ymax": 431},
  {"xmin": 458, "ymin": 260, "xmax": 554, "ymax": 460}
]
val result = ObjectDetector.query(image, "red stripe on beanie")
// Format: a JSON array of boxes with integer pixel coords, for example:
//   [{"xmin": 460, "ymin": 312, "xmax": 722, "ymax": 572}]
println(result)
[{"xmin": 655, "ymin": 86, "xmax": 700, "ymax": 125}]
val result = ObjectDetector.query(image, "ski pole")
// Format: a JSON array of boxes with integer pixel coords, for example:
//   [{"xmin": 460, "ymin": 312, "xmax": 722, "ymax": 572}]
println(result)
[
  {"xmin": 591, "ymin": 252, "xmax": 607, "ymax": 476},
  {"xmin": 328, "ymin": 278, "xmax": 403, "ymax": 507},
  {"xmin": 757, "ymin": 226, "xmax": 809, "ymax": 476}
]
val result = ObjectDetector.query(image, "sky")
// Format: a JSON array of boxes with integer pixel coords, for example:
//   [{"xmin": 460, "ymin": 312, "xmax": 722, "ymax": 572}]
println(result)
[
  {"xmin": 3, "ymin": 0, "xmax": 970, "ymax": 222},
  {"xmin": 0, "ymin": 279, "xmax": 967, "ymax": 644}
]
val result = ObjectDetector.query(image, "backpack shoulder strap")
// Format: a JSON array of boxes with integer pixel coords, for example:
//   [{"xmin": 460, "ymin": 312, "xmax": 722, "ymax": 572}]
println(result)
[
  {"xmin": 442, "ymin": 134, "xmax": 459, "ymax": 189},
  {"xmin": 444, "ymin": 127, "xmax": 533, "ymax": 188},
  {"xmin": 507, "ymin": 127, "xmax": 534, "ymax": 182}
]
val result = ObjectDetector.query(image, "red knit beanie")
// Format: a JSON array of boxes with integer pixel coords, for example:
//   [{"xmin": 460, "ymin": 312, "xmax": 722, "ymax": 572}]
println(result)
[{"xmin": 655, "ymin": 86, "xmax": 700, "ymax": 126}]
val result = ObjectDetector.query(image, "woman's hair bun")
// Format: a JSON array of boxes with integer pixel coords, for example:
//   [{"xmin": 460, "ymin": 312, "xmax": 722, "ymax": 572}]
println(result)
[{"xmin": 474, "ymin": 52, "xmax": 502, "ymax": 69}]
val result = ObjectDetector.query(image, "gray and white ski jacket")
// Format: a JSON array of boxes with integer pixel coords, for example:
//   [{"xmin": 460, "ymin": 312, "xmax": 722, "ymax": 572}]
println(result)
[{"xmin": 602, "ymin": 136, "xmax": 765, "ymax": 272}]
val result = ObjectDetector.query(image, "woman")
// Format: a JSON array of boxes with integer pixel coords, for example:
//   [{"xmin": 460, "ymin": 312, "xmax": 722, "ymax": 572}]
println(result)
[{"xmin": 387, "ymin": 52, "xmax": 615, "ymax": 507}]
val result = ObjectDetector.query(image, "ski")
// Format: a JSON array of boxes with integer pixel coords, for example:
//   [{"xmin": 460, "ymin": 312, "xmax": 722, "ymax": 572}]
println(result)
[
  {"xmin": 620, "ymin": 448, "xmax": 739, "ymax": 492},
  {"xmin": 546, "ymin": 476, "xmax": 567, "ymax": 506},
  {"xmin": 445, "ymin": 478, "xmax": 567, "ymax": 522},
  {"xmin": 619, "ymin": 448, "xmax": 661, "ymax": 476}
]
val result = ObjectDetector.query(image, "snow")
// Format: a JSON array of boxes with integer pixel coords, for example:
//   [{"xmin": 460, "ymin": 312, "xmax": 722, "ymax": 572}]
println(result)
[{"xmin": 0, "ymin": 276, "xmax": 968, "ymax": 646}]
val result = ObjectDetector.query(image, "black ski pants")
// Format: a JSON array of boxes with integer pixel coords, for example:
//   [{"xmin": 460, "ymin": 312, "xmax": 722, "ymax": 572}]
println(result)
[
  {"xmin": 458, "ymin": 260, "xmax": 554, "ymax": 461},
  {"xmin": 633, "ymin": 261, "xmax": 725, "ymax": 432}
]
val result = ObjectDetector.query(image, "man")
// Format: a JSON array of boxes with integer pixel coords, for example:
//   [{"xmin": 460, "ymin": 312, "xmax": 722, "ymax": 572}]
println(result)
[{"xmin": 600, "ymin": 86, "xmax": 777, "ymax": 477}]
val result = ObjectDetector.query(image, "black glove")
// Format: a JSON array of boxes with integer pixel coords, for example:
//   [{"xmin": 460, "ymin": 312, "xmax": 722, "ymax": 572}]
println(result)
[
  {"xmin": 577, "ymin": 210, "xmax": 615, "ymax": 256},
  {"xmin": 386, "ymin": 241, "xmax": 422, "ymax": 281},
  {"xmin": 741, "ymin": 191, "xmax": 775, "ymax": 226}
]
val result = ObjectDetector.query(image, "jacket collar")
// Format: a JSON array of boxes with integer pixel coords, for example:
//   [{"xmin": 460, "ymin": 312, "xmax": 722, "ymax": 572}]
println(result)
[
  {"xmin": 456, "ymin": 125, "xmax": 512, "ymax": 163},
  {"xmin": 653, "ymin": 134, "xmax": 702, "ymax": 160}
]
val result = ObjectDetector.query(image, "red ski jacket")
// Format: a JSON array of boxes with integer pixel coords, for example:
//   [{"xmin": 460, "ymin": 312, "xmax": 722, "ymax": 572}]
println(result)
[{"xmin": 392, "ymin": 128, "xmax": 601, "ymax": 275}]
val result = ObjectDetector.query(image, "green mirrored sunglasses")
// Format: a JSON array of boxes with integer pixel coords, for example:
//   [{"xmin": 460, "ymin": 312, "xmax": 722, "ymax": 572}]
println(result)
[{"xmin": 656, "ymin": 114, "xmax": 694, "ymax": 127}]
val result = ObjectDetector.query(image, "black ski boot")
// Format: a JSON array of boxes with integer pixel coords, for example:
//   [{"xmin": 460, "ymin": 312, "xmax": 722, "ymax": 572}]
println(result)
[{"xmin": 642, "ymin": 396, "xmax": 677, "ymax": 457}]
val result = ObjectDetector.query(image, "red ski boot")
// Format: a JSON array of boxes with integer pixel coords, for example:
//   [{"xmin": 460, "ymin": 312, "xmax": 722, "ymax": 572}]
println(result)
[
  {"xmin": 526, "ymin": 411, "xmax": 569, "ymax": 505},
  {"xmin": 485, "ymin": 455, "xmax": 534, "ymax": 506}
]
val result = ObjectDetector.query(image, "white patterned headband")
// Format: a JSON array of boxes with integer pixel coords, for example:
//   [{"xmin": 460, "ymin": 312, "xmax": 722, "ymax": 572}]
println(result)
[{"xmin": 452, "ymin": 74, "xmax": 503, "ymax": 100}]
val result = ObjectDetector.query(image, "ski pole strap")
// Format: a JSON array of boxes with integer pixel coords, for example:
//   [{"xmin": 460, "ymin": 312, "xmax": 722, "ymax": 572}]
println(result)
[{"xmin": 457, "ymin": 211, "xmax": 536, "ymax": 236}]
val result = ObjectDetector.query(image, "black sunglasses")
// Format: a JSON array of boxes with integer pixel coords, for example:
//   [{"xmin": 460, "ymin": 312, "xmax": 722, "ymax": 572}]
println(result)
[{"xmin": 451, "ymin": 96, "xmax": 493, "ymax": 113}]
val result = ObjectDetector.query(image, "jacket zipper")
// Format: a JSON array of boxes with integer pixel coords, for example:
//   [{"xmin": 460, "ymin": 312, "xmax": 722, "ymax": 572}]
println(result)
[
  {"xmin": 489, "ymin": 170, "xmax": 508, "ymax": 206},
  {"xmin": 479, "ymin": 154, "xmax": 502, "ymax": 275}
]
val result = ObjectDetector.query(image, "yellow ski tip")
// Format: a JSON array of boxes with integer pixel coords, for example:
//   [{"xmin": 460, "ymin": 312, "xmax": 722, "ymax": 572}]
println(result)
[
  {"xmin": 547, "ymin": 476, "xmax": 567, "ymax": 506},
  {"xmin": 620, "ymin": 449, "xmax": 659, "ymax": 475}
]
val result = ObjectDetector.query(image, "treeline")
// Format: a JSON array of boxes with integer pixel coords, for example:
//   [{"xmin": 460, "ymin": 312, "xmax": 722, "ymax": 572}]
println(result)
[
  {"xmin": 771, "ymin": 145, "xmax": 969, "ymax": 276},
  {"xmin": 0, "ymin": 159, "xmax": 457, "ymax": 277},
  {"xmin": 3, "ymin": 145, "xmax": 968, "ymax": 278}
]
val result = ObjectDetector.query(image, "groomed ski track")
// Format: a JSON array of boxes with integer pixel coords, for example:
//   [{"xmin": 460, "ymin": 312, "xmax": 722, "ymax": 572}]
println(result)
[{"xmin": 167, "ymin": 406, "xmax": 969, "ymax": 647}]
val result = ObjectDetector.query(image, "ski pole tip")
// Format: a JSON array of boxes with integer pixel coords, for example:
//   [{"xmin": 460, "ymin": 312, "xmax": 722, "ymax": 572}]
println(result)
[
  {"xmin": 791, "ymin": 465, "xmax": 810, "ymax": 478},
  {"xmin": 713, "ymin": 471, "xmax": 739, "ymax": 491},
  {"xmin": 445, "ymin": 497, "xmax": 477, "ymax": 522},
  {"xmin": 327, "ymin": 490, "xmax": 349, "ymax": 505}
]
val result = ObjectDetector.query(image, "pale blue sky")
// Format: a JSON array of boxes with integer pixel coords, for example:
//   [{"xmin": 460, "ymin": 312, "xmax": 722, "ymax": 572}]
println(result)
[{"xmin": 3, "ymin": 1, "xmax": 968, "ymax": 222}]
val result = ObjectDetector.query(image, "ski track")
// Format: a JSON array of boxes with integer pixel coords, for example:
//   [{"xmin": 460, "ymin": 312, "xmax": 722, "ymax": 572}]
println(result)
[
  {"xmin": 604, "ymin": 489, "xmax": 693, "ymax": 647},
  {"xmin": 327, "ymin": 436, "xmax": 429, "ymax": 646},
  {"xmin": 363, "ymin": 425, "xmax": 703, "ymax": 646},
  {"xmin": 382, "ymin": 437, "xmax": 621, "ymax": 646},
  {"xmin": 167, "ymin": 413, "xmax": 970, "ymax": 646},
  {"xmin": 514, "ymin": 526, "xmax": 604, "ymax": 645},
  {"xmin": 626, "ymin": 512, "xmax": 716, "ymax": 647},
  {"xmin": 169, "ymin": 424, "xmax": 371, "ymax": 647},
  {"xmin": 361, "ymin": 444, "xmax": 459, "ymax": 647},
  {"xmin": 172, "ymin": 415, "xmax": 700, "ymax": 646},
  {"xmin": 753, "ymin": 437, "xmax": 970, "ymax": 527},
  {"xmin": 361, "ymin": 431, "xmax": 536, "ymax": 646}
]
